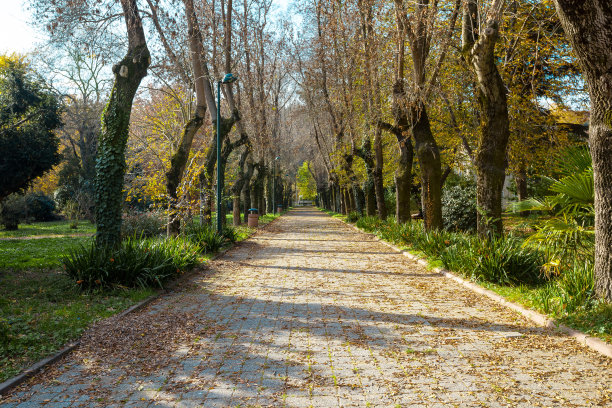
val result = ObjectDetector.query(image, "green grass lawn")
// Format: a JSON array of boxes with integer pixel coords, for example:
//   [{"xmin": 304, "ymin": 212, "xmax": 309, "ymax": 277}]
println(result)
[
  {"xmin": 0, "ymin": 237, "xmax": 92, "ymax": 270},
  {"xmin": 0, "ymin": 220, "xmax": 96, "ymax": 238},
  {"xmin": 0, "ymin": 269, "xmax": 154, "ymax": 382}
]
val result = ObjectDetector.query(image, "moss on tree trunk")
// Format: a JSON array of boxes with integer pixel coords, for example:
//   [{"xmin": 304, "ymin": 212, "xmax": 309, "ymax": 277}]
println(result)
[{"xmin": 95, "ymin": 42, "xmax": 150, "ymax": 247}]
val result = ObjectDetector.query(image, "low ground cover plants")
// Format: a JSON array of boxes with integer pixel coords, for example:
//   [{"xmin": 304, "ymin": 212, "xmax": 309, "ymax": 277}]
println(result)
[{"xmin": 63, "ymin": 236, "xmax": 200, "ymax": 289}]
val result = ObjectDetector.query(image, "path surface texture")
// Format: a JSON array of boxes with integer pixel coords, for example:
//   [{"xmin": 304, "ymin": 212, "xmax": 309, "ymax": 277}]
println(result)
[{"xmin": 3, "ymin": 208, "xmax": 611, "ymax": 407}]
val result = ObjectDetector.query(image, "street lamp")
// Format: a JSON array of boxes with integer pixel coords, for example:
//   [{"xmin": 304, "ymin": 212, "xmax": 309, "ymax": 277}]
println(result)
[
  {"xmin": 217, "ymin": 73, "xmax": 238, "ymax": 233},
  {"xmin": 273, "ymin": 156, "xmax": 280, "ymax": 214}
]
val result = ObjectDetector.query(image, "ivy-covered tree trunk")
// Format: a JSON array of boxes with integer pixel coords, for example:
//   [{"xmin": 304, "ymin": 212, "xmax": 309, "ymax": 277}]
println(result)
[
  {"xmin": 95, "ymin": 0, "xmax": 150, "ymax": 247},
  {"xmin": 553, "ymin": 0, "xmax": 612, "ymax": 300},
  {"xmin": 463, "ymin": 0, "xmax": 510, "ymax": 238}
]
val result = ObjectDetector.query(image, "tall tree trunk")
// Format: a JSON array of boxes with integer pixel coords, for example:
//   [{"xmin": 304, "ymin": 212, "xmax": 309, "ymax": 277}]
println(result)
[
  {"xmin": 395, "ymin": 137, "xmax": 413, "ymax": 223},
  {"xmin": 95, "ymin": 0, "xmax": 150, "ymax": 247},
  {"xmin": 553, "ymin": 0, "xmax": 612, "ymax": 300},
  {"xmin": 162, "ymin": 0, "xmax": 207, "ymax": 236},
  {"xmin": 166, "ymin": 117, "xmax": 203, "ymax": 236},
  {"xmin": 356, "ymin": 141, "xmax": 376, "ymax": 216},
  {"xmin": 373, "ymin": 127, "xmax": 387, "ymax": 219},
  {"xmin": 411, "ymin": 105, "xmax": 443, "ymax": 230},
  {"xmin": 515, "ymin": 165, "xmax": 529, "ymax": 217},
  {"xmin": 241, "ymin": 159, "xmax": 254, "ymax": 224},
  {"xmin": 463, "ymin": 0, "xmax": 510, "ymax": 237},
  {"xmin": 231, "ymin": 147, "xmax": 250, "ymax": 226}
]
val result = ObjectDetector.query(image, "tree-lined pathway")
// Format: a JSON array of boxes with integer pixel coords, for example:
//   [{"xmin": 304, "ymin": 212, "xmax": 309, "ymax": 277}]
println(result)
[{"xmin": 3, "ymin": 208, "xmax": 611, "ymax": 407}]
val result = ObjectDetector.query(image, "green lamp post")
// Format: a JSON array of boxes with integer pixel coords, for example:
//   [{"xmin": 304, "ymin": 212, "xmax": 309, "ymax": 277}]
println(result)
[{"xmin": 217, "ymin": 73, "xmax": 238, "ymax": 233}]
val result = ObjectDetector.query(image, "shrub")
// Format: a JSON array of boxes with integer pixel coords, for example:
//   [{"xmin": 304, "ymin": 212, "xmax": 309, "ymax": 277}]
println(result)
[
  {"xmin": 183, "ymin": 221, "xmax": 226, "ymax": 254},
  {"xmin": 221, "ymin": 226, "xmax": 239, "ymax": 244},
  {"xmin": 442, "ymin": 183, "xmax": 477, "ymax": 232},
  {"xmin": 0, "ymin": 194, "xmax": 26, "ymax": 230},
  {"xmin": 63, "ymin": 236, "xmax": 199, "ymax": 290},
  {"xmin": 346, "ymin": 211, "xmax": 361, "ymax": 223},
  {"xmin": 534, "ymin": 262, "xmax": 595, "ymax": 315},
  {"xmin": 121, "ymin": 212, "xmax": 165, "ymax": 239},
  {"xmin": 384, "ymin": 188, "xmax": 396, "ymax": 215},
  {"xmin": 356, "ymin": 216, "xmax": 384, "ymax": 232},
  {"xmin": 440, "ymin": 236, "xmax": 544, "ymax": 285},
  {"xmin": 25, "ymin": 192, "xmax": 58, "ymax": 221}
]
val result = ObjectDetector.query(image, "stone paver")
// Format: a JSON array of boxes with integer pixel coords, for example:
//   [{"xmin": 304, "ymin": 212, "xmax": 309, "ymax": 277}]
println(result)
[{"xmin": 2, "ymin": 208, "xmax": 611, "ymax": 407}]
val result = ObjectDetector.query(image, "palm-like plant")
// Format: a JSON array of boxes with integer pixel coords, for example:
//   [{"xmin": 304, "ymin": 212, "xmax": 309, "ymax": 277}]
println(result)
[{"xmin": 510, "ymin": 146, "xmax": 594, "ymax": 274}]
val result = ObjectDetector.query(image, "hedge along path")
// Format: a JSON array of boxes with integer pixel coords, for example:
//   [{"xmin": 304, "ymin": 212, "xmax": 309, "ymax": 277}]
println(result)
[{"xmin": 1, "ymin": 207, "xmax": 610, "ymax": 408}]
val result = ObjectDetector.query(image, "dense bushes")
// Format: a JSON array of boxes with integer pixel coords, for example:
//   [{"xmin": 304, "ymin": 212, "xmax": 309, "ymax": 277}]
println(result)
[
  {"xmin": 1, "ymin": 192, "xmax": 58, "ymax": 230},
  {"xmin": 121, "ymin": 212, "xmax": 165, "ymax": 238},
  {"xmin": 25, "ymin": 193, "xmax": 58, "ymax": 221},
  {"xmin": 346, "ymin": 211, "xmax": 361, "ymax": 223},
  {"xmin": 441, "ymin": 178, "xmax": 477, "ymax": 232},
  {"xmin": 63, "ymin": 237, "xmax": 199, "ymax": 289}
]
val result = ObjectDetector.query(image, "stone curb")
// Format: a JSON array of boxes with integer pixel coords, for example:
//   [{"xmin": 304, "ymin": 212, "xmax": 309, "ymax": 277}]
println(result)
[
  {"xmin": 0, "ymin": 212, "xmax": 288, "ymax": 396},
  {"xmin": 337, "ymin": 217, "xmax": 612, "ymax": 360}
]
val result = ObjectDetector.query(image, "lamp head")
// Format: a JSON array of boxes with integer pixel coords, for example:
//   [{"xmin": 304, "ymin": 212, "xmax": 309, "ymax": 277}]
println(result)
[{"xmin": 222, "ymin": 73, "xmax": 238, "ymax": 84}]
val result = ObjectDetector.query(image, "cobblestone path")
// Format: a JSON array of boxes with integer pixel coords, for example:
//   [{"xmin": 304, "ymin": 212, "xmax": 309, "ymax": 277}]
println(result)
[{"xmin": 2, "ymin": 208, "xmax": 611, "ymax": 407}]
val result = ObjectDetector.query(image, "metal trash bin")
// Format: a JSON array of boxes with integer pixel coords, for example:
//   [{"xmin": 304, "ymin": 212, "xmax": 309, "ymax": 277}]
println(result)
[{"xmin": 248, "ymin": 208, "xmax": 259, "ymax": 228}]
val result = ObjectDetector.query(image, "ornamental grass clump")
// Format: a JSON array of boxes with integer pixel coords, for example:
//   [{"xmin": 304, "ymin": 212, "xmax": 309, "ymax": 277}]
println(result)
[
  {"xmin": 63, "ymin": 236, "xmax": 199, "ymax": 290},
  {"xmin": 534, "ymin": 262, "xmax": 595, "ymax": 315},
  {"xmin": 379, "ymin": 218, "xmax": 544, "ymax": 286},
  {"xmin": 346, "ymin": 211, "xmax": 361, "ymax": 223},
  {"xmin": 460, "ymin": 236, "xmax": 545, "ymax": 285},
  {"xmin": 356, "ymin": 216, "xmax": 384, "ymax": 232},
  {"xmin": 183, "ymin": 221, "xmax": 227, "ymax": 254}
]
